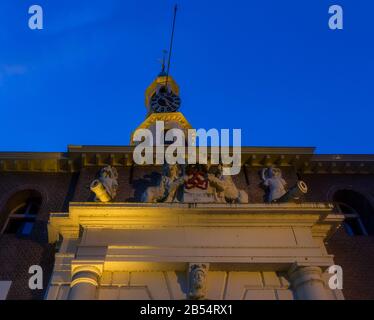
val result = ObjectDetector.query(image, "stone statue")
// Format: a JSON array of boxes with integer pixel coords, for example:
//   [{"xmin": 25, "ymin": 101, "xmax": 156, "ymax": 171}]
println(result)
[
  {"xmin": 261, "ymin": 166, "xmax": 308, "ymax": 203},
  {"xmin": 141, "ymin": 163, "xmax": 184, "ymax": 203},
  {"xmin": 90, "ymin": 165, "xmax": 118, "ymax": 202},
  {"xmin": 207, "ymin": 164, "xmax": 249, "ymax": 204},
  {"xmin": 261, "ymin": 166, "xmax": 287, "ymax": 203},
  {"xmin": 188, "ymin": 263, "xmax": 209, "ymax": 300}
]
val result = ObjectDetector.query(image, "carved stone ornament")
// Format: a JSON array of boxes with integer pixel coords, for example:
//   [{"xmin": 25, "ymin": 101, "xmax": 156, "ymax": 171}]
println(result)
[
  {"xmin": 188, "ymin": 263, "xmax": 209, "ymax": 300},
  {"xmin": 207, "ymin": 164, "xmax": 248, "ymax": 204},
  {"xmin": 261, "ymin": 166, "xmax": 308, "ymax": 203},
  {"xmin": 141, "ymin": 163, "xmax": 184, "ymax": 203},
  {"xmin": 261, "ymin": 166, "xmax": 287, "ymax": 202},
  {"xmin": 141, "ymin": 163, "xmax": 249, "ymax": 204},
  {"xmin": 90, "ymin": 165, "xmax": 119, "ymax": 202}
]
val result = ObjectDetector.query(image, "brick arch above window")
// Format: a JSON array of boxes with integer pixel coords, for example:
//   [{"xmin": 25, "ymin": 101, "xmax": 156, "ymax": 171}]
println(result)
[
  {"xmin": 326, "ymin": 184, "xmax": 374, "ymax": 208},
  {"xmin": 329, "ymin": 187, "xmax": 374, "ymax": 236},
  {"xmin": 0, "ymin": 185, "xmax": 49, "ymax": 237},
  {"xmin": 0, "ymin": 184, "xmax": 49, "ymax": 214}
]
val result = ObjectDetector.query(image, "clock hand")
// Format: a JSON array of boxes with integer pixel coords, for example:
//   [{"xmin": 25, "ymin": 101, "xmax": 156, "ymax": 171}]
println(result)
[
  {"xmin": 163, "ymin": 97, "xmax": 172, "ymax": 107},
  {"xmin": 164, "ymin": 95, "xmax": 174, "ymax": 103}
]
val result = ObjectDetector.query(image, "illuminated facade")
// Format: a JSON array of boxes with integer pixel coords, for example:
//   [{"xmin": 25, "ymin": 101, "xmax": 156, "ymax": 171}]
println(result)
[{"xmin": 1, "ymin": 73, "xmax": 374, "ymax": 300}]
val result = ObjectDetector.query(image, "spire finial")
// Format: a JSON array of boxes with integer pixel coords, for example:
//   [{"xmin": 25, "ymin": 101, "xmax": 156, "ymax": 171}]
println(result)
[
  {"xmin": 158, "ymin": 50, "xmax": 168, "ymax": 76},
  {"xmin": 165, "ymin": 4, "xmax": 178, "ymax": 83}
]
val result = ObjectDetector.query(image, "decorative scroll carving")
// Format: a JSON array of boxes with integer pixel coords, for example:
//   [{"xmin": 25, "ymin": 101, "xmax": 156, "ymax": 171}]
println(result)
[
  {"xmin": 188, "ymin": 263, "xmax": 209, "ymax": 300},
  {"xmin": 90, "ymin": 165, "xmax": 118, "ymax": 202},
  {"xmin": 261, "ymin": 166, "xmax": 308, "ymax": 203}
]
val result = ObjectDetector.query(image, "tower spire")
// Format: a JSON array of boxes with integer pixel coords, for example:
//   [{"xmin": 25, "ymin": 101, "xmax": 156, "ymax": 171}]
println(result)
[
  {"xmin": 131, "ymin": 4, "xmax": 191, "ymax": 144},
  {"xmin": 143, "ymin": 4, "xmax": 181, "ymax": 115},
  {"xmin": 165, "ymin": 4, "xmax": 178, "ymax": 88},
  {"xmin": 158, "ymin": 50, "xmax": 168, "ymax": 77}
]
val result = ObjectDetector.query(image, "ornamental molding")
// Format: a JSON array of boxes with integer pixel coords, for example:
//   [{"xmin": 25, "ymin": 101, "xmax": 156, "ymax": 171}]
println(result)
[
  {"xmin": 47, "ymin": 202, "xmax": 342, "ymax": 243},
  {"xmin": 1, "ymin": 146, "xmax": 374, "ymax": 172}
]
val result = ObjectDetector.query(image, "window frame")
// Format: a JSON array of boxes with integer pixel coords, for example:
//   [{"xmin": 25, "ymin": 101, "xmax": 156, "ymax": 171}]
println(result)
[
  {"xmin": 335, "ymin": 201, "xmax": 368, "ymax": 236},
  {"xmin": 1, "ymin": 200, "xmax": 39, "ymax": 235}
]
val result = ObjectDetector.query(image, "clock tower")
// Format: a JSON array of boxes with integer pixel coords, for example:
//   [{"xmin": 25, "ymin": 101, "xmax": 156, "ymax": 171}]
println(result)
[
  {"xmin": 130, "ymin": 69, "xmax": 192, "ymax": 145},
  {"xmin": 130, "ymin": 5, "xmax": 192, "ymax": 146}
]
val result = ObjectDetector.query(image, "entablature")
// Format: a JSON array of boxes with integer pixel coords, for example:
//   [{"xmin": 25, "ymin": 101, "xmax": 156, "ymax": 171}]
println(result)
[
  {"xmin": 48, "ymin": 202, "xmax": 342, "ymax": 244},
  {"xmin": 1, "ymin": 146, "xmax": 374, "ymax": 174}
]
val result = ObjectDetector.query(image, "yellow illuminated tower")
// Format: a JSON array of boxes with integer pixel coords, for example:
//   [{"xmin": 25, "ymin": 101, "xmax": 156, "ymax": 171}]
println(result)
[{"xmin": 130, "ymin": 67, "xmax": 192, "ymax": 145}]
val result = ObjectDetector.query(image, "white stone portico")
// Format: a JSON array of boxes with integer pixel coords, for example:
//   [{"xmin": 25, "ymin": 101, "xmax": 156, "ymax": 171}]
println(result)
[{"xmin": 46, "ymin": 202, "xmax": 344, "ymax": 300}]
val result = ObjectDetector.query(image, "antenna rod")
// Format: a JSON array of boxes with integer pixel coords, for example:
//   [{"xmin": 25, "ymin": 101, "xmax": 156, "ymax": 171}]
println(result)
[{"xmin": 165, "ymin": 4, "xmax": 178, "ymax": 88}]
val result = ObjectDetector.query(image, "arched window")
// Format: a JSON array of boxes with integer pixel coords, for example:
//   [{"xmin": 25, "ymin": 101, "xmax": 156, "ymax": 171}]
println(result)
[
  {"xmin": 333, "ymin": 190, "xmax": 374, "ymax": 236},
  {"xmin": 0, "ymin": 190, "xmax": 42, "ymax": 236}
]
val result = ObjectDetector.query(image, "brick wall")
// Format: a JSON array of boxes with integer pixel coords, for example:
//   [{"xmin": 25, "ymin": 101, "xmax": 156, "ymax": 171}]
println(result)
[
  {"xmin": 304, "ymin": 173, "xmax": 374, "ymax": 299},
  {"xmin": 327, "ymin": 228, "xmax": 374, "ymax": 299},
  {"xmin": 303, "ymin": 173, "xmax": 374, "ymax": 202},
  {"xmin": 0, "ymin": 172, "xmax": 75, "ymax": 299}
]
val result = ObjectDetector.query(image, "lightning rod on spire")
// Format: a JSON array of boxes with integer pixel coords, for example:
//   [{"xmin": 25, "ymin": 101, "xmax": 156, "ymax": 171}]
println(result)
[{"xmin": 165, "ymin": 4, "xmax": 178, "ymax": 88}]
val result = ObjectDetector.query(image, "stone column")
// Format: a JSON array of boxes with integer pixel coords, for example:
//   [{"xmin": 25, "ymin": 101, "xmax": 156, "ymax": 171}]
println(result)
[
  {"xmin": 288, "ymin": 266, "xmax": 329, "ymax": 300},
  {"xmin": 68, "ymin": 267, "xmax": 101, "ymax": 300}
]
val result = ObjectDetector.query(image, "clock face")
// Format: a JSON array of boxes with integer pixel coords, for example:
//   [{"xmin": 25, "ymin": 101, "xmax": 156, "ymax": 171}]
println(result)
[{"xmin": 150, "ymin": 87, "xmax": 181, "ymax": 113}]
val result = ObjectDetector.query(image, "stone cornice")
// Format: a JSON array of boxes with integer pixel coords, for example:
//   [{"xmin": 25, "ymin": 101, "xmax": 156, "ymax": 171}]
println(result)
[
  {"xmin": 48, "ymin": 202, "xmax": 343, "ymax": 243},
  {"xmin": 1, "ymin": 145, "xmax": 374, "ymax": 173}
]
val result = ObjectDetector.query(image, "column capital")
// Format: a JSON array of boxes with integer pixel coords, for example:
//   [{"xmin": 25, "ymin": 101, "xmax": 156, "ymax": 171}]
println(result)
[
  {"xmin": 72, "ymin": 265, "xmax": 102, "ymax": 278},
  {"xmin": 68, "ymin": 267, "xmax": 101, "ymax": 300},
  {"xmin": 70, "ymin": 265, "xmax": 103, "ymax": 288},
  {"xmin": 288, "ymin": 265, "xmax": 324, "ymax": 288},
  {"xmin": 287, "ymin": 264, "xmax": 329, "ymax": 300}
]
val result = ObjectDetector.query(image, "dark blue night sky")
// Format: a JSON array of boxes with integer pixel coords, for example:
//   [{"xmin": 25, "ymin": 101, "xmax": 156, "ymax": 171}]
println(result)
[{"xmin": 1, "ymin": 0, "xmax": 373, "ymax": 153}]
